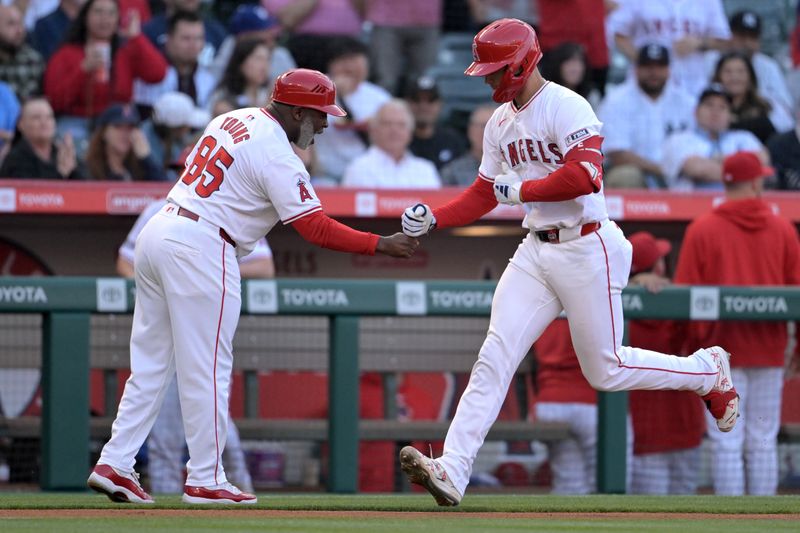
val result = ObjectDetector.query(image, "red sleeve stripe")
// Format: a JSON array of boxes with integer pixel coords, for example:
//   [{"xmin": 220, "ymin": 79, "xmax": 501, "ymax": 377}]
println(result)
[
  {"xmin": 478, "ymin": 172, "xmax": 494, "ymax": 182},
  {"xmin": 282, "ymin": 205, "xmax": 323, "ymax": 225}
]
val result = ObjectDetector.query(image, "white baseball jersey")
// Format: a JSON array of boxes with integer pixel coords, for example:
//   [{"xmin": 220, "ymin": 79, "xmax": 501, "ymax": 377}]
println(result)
[
  {"xmin": 661, "ymin": 128, "xmax": 763, "ymax": 190},
  {"xmin": 479, "ymin": 82, "xmax": 606, "ymax": 230},
  {"xmin": 610, "ymin": 0, "xmax": 731, "ymax": 97},
  {"xmin": 168, "ymin": 107, "xmax": 322, "ymax": 257},
  {"xmin": 598, "ymin": 80, "xmax": 696, "ymax": 164}
]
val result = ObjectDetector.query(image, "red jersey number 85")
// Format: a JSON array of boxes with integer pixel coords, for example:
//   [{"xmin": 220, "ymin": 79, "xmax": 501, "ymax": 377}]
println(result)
[{"xmin": 180, "ymin": 135, "xmax": 233, "ymax": 198}]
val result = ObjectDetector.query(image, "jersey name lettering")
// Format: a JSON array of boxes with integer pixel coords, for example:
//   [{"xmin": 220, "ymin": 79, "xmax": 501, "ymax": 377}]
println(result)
[
  {"xmin": 220, "ymin": 116, "xmax": 251, "ymax": 144},
  {"xmin": 505, "ymin": 138, "xmax": 564, "ymax": 167}
]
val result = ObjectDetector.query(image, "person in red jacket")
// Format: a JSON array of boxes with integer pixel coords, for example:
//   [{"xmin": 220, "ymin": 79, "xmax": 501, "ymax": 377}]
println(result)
[
  {"xmin": 626, "ymin": 231, "xmax": 706, "ymax": 495},
  {"xmin": 675, "ymin": 151, "xmax": 800, "ymax": 495},
  {"xmin": 533, "ymin": 318, "xmax": 599, "ymax": 494},
  {"xmin": 43, "ymin": 0, "xmax": 167, "ymax": 153}
]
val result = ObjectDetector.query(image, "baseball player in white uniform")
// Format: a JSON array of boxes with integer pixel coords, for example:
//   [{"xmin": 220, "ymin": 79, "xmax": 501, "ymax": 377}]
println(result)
[
  {"xmin": 116, "ymin": 199, "xmax": 273, "ymax": 494},
  {"xmin": 87, "ymin": 68, "xmax": 418, "ymax": 505},
  {"xmin": 398, "ymin": 19, "xmax": 739, "ymax": 506}
]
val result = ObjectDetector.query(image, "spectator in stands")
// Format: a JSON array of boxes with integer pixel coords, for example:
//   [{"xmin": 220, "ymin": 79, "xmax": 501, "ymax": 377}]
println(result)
[
  {"xmin": 134, "ymin": 11, "xmax": 215, "ymax": 116},
  {"xmin": 0, "ymin": 97, "xmax": 84, "ymax": 180},
  {"xmin": 767, "ymin": 104, "xmax": 800, "ymax": 191},
  {"xmin": 705, "ymin": 11, "xmax": 795, "ymax": 136},
  {"xmin": 661, "ymin": 84, "xmax": 766, "ymax": 191},
  {"xmin": 405, "ymin": 76, "xmax": 466, "ymax": 171},
  {"xmin": 142, "ymin": 0, "xmax": 225, "ymax": 66},
  {"xmin": 366, "ymin": 0, "xmax": 441, "ymax": 95},
  {"xmin": 44, "ymin": 0, "xmax": 167, "ymax": 153},
  {"xmin": 313, "ymin": 38, "xmax": 391, "ymax": 184},
  {"xmin": 626, "ymin": 231, "xmax": 705, "ymax": 495},
  {"xmin": 540, "ymin": 42, "xmax": 600, "ymax": 109},
  {"xmin": 32, "ymin": 0, "xmax": 151, "ymax": 61},
  {"xmin": 440, "ymin": 104, "xmax": 495, "ymax": 186},
  {"xmin": 84, "ymin": 103, "xmax": 163, "ymax": 181},
  {"xmin": 537, "ymin": 0, "xmax": 610, "ymax": 97},
  {"xmin": 0, "ymin": 82, "xmax": 19, "ymax": 165},
  {"xmin": 532, "ymin": 319, "xmax": 598, "ymax": 494},
  {"xmin": 599, "ymin": 44, "xmax": 696, "ymax": 189},
  {"xmin": 712, "ymin": 51, "xmax": 793, "ymax": 144},
  {"xmin": 0, "ymin": 3, "xmax": 45, "ymax": 100},
  {"xmin": 609, "ymin": 0, "xmax": 730, "ymax": 97},
  {"xmin": 674, "ymin": 151, "xmax": 800, "ymax": 496},
  {"xmin": 116, "ymin": 199, "xmax": 273, "ymax": 494},
  {"xmin": 342, "ymin": 99, "xmax": 441, "ymax": 188},
  {"xmin": 209, "ymin": 4, "xmax": 295, "ymax": 85},
  {"xmin": 210, "ymin": 38, "xmax": 272, "ymax": 109},
  {"xmin": 141, "ymin": 91, "xmax": 208, "ymax": 181},
  {"xmin": 262, "ymin": 0, "xmax": 364, "ymax": 73}
]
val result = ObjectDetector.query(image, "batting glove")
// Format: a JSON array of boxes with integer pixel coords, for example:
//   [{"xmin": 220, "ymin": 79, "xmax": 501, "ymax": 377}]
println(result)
[
  {"xmin": 402, "ymin": 203, "xmax": 436, "ymax": 237},
  {"xmin": 493, "ymin": 162, "xmax": 523, "ymax": 205}
]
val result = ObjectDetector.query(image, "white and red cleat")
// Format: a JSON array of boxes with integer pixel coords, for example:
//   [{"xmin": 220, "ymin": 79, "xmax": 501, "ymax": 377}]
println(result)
[
  {"xmin": 182, "ymin": 482, "xmax": 257, "ymax": 505},
  {"xmin": 399, "ymin": 446, "xmax": 462, "ymax": 506},
  {"xmin": 698, "ymin": 346, "xmax": 740, "ymax": 432},
  {"xmin": 87, "ymin": 464, "xmax": 154, "ymax": 504}
]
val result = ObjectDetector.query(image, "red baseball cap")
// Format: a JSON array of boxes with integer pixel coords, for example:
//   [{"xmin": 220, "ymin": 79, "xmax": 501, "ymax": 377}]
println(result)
[
  {"xmin": 629, "ymin": 231, "xmax": 671, "ymax": 275},
  {"xmin": 722, "ymin": 151, "xmax": 774, "ymax": 184}
]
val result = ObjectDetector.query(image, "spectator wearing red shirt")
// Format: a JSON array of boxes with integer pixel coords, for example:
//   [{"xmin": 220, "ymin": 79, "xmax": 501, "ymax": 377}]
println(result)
[
  {"xmin": 43, "ymin": 0, "xmax": 167, "ymax": 154},
  {"xmin": 626, "ymin": 232, "xmax": 705, "ymax": 495},
  {"xmin": 674, "ymin": 151, "xmax": 800, "ymax": 495},
  {"xmin": 537, "ymin": 0, "xmax": 610, "ymax": 97}
]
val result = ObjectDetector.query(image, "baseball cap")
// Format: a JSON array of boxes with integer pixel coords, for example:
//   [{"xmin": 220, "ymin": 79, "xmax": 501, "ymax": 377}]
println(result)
[
  {"xmin": 152, "ymin": 92, "xmax": 210, "ymax": 130},
  {"xmin": 636, "ymin": 43, "xmax": 669, "ymax": 66},
  {"xmin": 229, "ymin": 5, "xmax": 278, "ymax": 35},
  {"xmin": 97, "ymin": 104, "xmax": 140, "ymax": 127},
  {"xmin": 698, "ymin": 83, "xmax": 733, "ymax": 106},
  {"xmin": 730, "ymin": 10, "xmax": 761, "ymax": 36},
  {"xmin": 629, "ymin": 232, "xmax": 671, "ymax": 275},
  {"xmin": 405, "ymin": 76, "xmax": 440, "ymax": 101},
  {"xmin": 722, "ymin": 151, "xmax": 774, "ymax": 184}
]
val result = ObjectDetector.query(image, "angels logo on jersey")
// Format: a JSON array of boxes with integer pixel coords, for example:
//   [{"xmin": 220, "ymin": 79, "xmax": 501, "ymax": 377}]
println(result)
[
  {"xmin": 505, "ymin": 138, "xmax": 565, "ymax": 167},
  {"xmin": 297, "ymin": 179, "xmax": 314, "ymax": 202}
]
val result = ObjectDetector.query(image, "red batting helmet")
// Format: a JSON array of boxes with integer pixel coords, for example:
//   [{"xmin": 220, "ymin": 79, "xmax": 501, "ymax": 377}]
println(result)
[
  {"xmin": 271, "ymin": 68, "xmax": 347, "ymax": 117},
  {"xmin": 465, "ymin": 18, "xmax": 542, "ymax": 103}
]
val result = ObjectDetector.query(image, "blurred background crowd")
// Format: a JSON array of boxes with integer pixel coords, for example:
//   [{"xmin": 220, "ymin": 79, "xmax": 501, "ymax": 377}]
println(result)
[{"xmin": 0, "ymin": 0, "xmax": 798, "ymax": 192}]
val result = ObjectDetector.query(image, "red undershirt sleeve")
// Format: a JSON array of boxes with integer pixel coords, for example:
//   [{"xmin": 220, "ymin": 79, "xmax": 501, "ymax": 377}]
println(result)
[
  {"xmin": 433, "ymin": 177, "xmax": 498, "ymax": 229},
  {"xmin": 291, "ymin": 211, "xmax": 379, "ymax": 255},
  {"xmin": 519, "ymin": 135, "xmax": 604, "ymax": 202}
]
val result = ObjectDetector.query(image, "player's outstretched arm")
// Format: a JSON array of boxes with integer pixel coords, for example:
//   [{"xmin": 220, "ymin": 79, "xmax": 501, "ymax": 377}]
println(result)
[
  {"xmin": 402, "ymin": 176, "xmax": 498, "ymax": 235},
  {"xmin": 292, "ymin": 211, "xmax": 418, "ymax": 257}
]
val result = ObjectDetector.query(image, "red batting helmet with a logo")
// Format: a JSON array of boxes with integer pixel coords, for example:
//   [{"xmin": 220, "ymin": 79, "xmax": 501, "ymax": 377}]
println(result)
[
  {"xmin": 465, "ymin": 18, "xmax": 542, "ymax": 103},
  {"xmin": 271, "ymin": 68, "xmax": 347, "ymax": 117}
]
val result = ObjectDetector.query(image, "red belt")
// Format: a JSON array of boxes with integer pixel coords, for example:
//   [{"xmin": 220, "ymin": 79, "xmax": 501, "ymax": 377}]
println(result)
[
  {"xmin": 177, "ymin": 207, "xmax": 236, "ymax": 248},
  {"xmin": 535, "ymin": 222, "xmax": 601, "ymax": 244}
]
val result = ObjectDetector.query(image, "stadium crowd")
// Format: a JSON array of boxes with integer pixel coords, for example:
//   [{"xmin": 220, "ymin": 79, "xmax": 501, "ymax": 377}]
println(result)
[{"xmin": 0, "ymin": 0, "xmax": 798, "ymax": 191}]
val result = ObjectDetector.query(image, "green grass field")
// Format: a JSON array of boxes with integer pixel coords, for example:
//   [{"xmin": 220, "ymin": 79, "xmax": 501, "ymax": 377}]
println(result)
[{"xmin": 1, "ymin": 493, "xmax": 798, "ymax": 532}]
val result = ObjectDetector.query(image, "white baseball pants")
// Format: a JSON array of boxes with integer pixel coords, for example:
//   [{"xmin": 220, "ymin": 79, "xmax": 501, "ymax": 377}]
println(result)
[
  {"xmin": 148, "ymin": 375, "xmax": 253, "ymax": 493},
  {"xmin": 631, "ymin": 448, "xmax": 701, "ymax": 495},
  {"xmin": 706, "ymin": 367, "xmax": 783, "ymax": 495},
  {"xmin": 438, "ymin": 222, "xmax": 720, "ymax": 496},
  {"xmin": 98, "ymin": 207, "xmax": 241, "ymax": 487}
]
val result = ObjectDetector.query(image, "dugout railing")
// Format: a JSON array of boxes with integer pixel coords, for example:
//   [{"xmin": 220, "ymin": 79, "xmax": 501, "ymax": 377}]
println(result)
[{"xmin": 0, "ymin": 278, "xmax": 798, "ymax": 494}]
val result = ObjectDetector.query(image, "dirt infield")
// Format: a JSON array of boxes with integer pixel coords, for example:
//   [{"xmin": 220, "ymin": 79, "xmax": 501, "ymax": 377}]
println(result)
[{"xmin": 1, "ymin": 510, "xmax": 798, "ymax": 520}]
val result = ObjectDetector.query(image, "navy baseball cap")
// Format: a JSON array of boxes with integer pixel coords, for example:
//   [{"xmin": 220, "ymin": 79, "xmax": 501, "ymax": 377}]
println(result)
[
  {"xmin": 730, "ymin": 10, "xmax": 761, "ymax": 36},
  {"xmin": 405, "ymin": 76, "xmax": 440, "ymax": 101},
  {"xmin": 229, "ymin": 5, "xmax": 278, "ymax": 35},
  {"xmin": 97, "ymin": 104, "xmax": 140, "ymax": 127},
  {"xmin": 636, "ymin": 43, "xmax": 669, "ymax": 66},
  {"xmin": 699, "ymin": 83, "xmax": 733, "ymax": 106}
]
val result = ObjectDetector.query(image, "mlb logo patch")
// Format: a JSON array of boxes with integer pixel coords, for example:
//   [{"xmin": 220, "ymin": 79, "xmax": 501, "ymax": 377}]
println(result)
[{"xmin": 565, "ymin": 128, "xmax": 590, "ymax": 145}]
